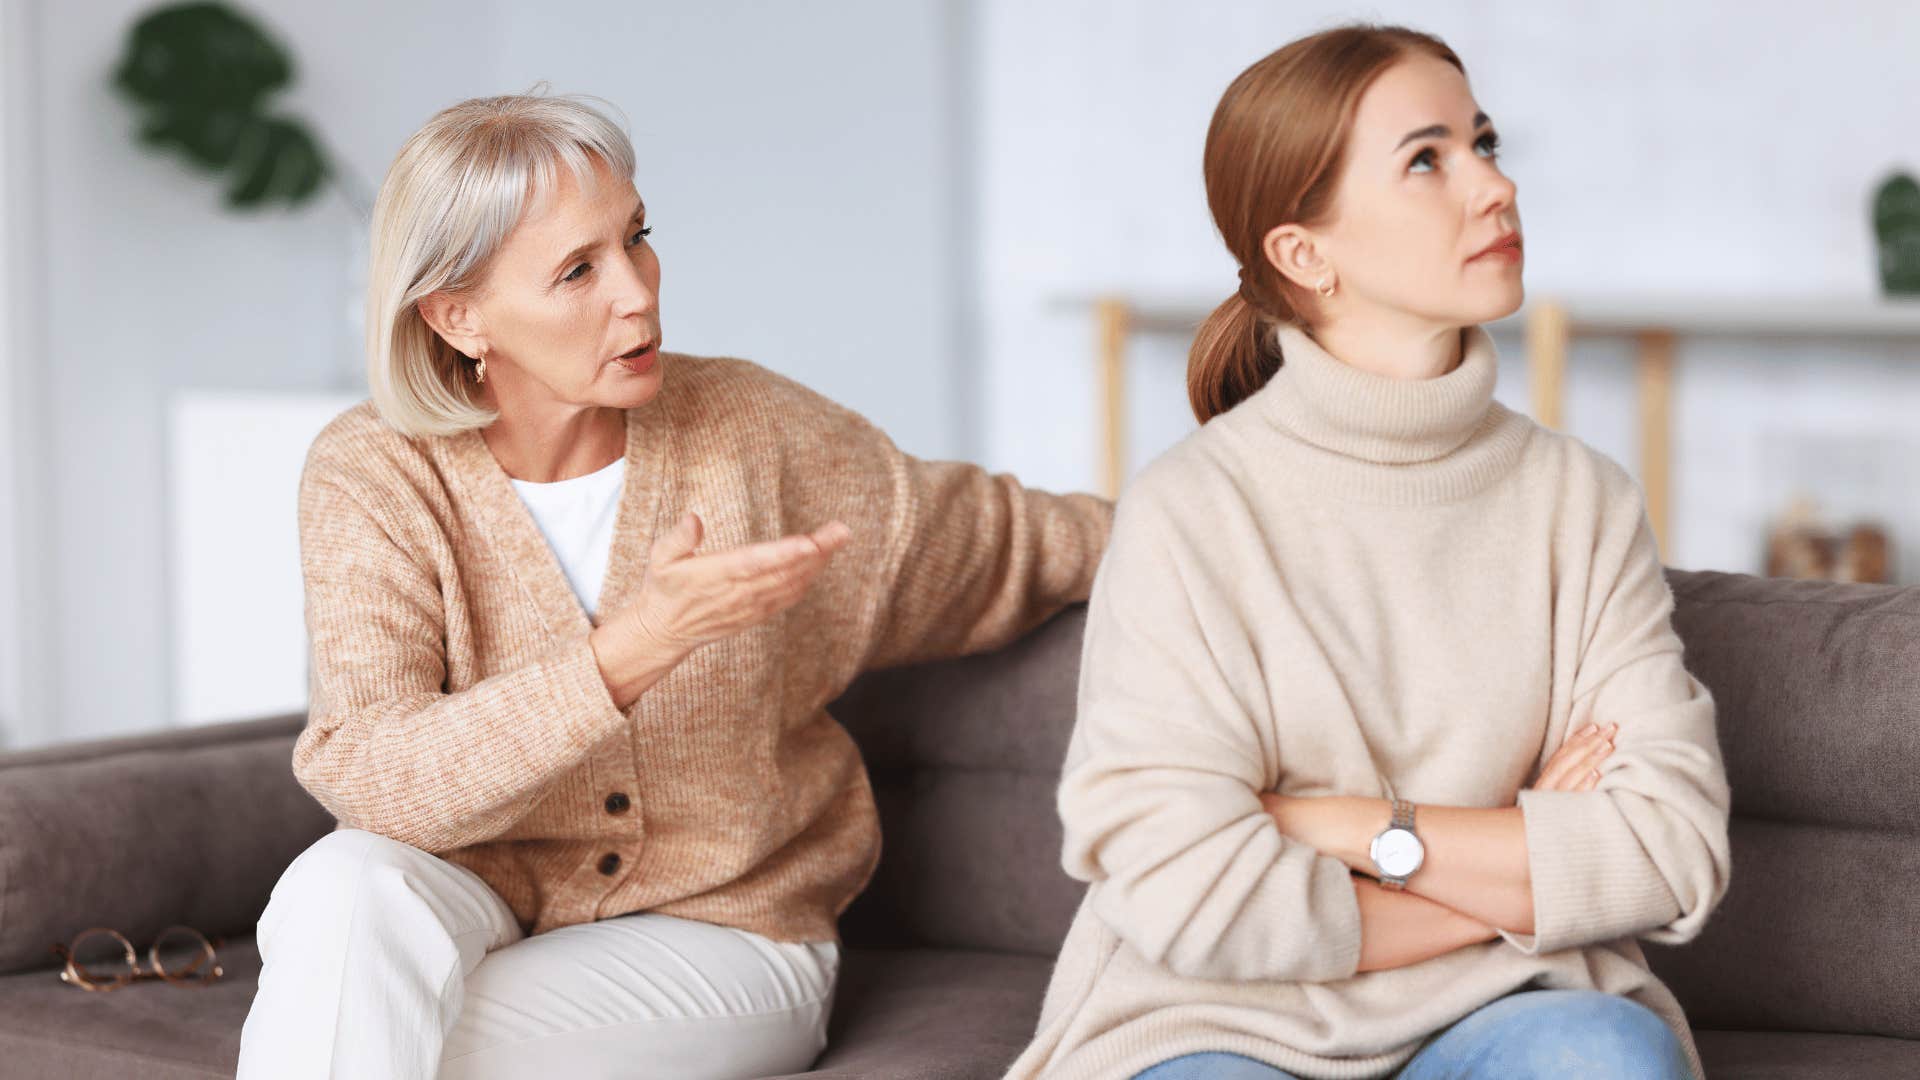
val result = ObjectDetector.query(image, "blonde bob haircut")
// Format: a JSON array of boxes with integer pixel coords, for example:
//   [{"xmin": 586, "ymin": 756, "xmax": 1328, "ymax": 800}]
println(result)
[{"xmin": 366, "ymin": 87, "xmax": 637, "ymax": 438}]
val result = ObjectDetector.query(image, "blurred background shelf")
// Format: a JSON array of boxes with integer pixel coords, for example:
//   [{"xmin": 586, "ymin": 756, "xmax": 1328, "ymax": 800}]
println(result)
[{"xmin": 1059, "ymin": 293, "xmax": 1920, "ymax": 557}]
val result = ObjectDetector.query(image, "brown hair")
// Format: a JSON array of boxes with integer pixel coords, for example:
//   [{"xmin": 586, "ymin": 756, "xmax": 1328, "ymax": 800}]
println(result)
[{"xmin": 1187, "ymin": 23, "xmax": 1464, "ymax": 423}]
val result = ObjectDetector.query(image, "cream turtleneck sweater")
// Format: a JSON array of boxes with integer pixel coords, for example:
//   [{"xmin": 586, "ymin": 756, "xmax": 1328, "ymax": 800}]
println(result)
[{"xmin": 1005, "ymin": 322, "xmax": 1731, "ymax": 1080}]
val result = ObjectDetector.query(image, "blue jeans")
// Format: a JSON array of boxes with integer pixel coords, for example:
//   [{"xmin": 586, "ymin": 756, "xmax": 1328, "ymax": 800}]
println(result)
[{"xmin": 1131, "ymin": 989, "xmax": 1694, "ymax": 1079}]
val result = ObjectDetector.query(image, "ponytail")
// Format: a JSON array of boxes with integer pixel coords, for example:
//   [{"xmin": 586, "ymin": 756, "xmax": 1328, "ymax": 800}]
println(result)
[{"xmin": 1185, "ymin": 281, "xmax": 1288, "ymax": 425}]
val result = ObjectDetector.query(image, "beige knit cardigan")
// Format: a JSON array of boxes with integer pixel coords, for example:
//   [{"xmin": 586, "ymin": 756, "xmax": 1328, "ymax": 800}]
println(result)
[{"xmin": 293, "ymin": 352, "xmax": 1112, "ymax": 941}]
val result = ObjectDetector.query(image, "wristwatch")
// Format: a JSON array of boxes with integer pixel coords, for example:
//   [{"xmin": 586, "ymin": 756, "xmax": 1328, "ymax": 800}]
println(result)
[{"xmin": 1368, "ymin": 797, "xmax": 1425, "ymax": 890}]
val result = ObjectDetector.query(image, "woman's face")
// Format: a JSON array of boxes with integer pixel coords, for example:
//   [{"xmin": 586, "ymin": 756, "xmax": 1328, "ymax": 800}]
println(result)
[
  {"xmin": 432, "ymin": 156, "xmax": 664, "ymax": 413},
  {"xmin": 1267, "ymin": 54, "xmax": 1523, "ymax": 331}
]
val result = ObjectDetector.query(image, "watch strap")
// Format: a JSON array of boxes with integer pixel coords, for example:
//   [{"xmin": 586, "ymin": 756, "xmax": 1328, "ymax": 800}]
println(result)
[{"xmin": 1379, "ymin": 798, "xmax": 1418, "ymax": 889}]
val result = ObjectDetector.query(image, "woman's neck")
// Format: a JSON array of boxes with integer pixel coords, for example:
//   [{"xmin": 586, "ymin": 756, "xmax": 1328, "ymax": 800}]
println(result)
[
  {"xmin": 477, "ymin": 388, "xmax": 626, "ymax": 483},
  {"xmin": 1305, "ymin": 314, "xmax": 1464, "ymax": 382}
]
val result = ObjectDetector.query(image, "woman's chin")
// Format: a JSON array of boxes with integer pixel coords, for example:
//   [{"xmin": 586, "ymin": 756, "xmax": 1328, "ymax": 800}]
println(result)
[
  {"xmin": 1466, "ymin": 285, "xmax": 1524, "ymax": 325},
  {"xmin": 609, "ymin": 365, "xmax": 665, "ymax": 407}
]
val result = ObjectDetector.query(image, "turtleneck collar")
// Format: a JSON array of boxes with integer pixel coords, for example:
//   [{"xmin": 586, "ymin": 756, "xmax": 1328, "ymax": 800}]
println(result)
[
  {"xmin": 1235, "ymin": 320, "xmax": 1534, "ymax": 505},
  {"xmin": 1257, "ymin": 321, "xmax": 1499, "ymax": 465}
]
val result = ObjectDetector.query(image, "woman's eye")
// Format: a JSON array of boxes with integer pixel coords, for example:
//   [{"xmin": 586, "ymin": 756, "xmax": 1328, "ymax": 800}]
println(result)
[
  {"xmin": 1411, "ymin": 132, "xmax": 1501, "ymax": 173},
  {"xmin": 628, "ymin": 225, "xmax": 652, "ymax": 246},
  {"xmin": 563, "ymin": 262, "xmax": 590, "ymax": 283}
]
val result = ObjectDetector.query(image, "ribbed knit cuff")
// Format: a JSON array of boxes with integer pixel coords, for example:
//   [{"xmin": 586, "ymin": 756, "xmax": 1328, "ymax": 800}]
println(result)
[
  {"xmin": 1285, "ymin": 850, "xmax": 1365, "ymax": 982},
  {"xmin": 530, "ymin": 634, "xmax": 631, "ymax": 751},
  {"xmin": 1499, "ymin": 788, "xmax": 1684, "ymax": 955}
]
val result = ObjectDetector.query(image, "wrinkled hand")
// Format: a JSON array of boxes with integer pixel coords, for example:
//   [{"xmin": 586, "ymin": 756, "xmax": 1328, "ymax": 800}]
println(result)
[
  {"xmin": 1525, "ymin": 721, "xmax": 1617, "ymax": 793},
  {"xmin": 621, "ymin": 511, "xmax": 852, "ymax": 657}
]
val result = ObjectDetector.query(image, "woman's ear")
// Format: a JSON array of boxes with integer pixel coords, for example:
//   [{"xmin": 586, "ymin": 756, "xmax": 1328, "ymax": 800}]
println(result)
[
  {"xmin": 1262, "ymin": 223, "xmax": 1332, "ymax": 294},
  {"xmin": 417, "ymin": 291, "xmax": 488, "ymax": 359}
]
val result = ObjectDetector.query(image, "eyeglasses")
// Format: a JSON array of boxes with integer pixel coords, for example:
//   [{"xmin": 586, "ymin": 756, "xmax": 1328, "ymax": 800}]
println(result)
[{"xmin": 50, "ymin": 925, "xmax": 225, "ymax": 992}]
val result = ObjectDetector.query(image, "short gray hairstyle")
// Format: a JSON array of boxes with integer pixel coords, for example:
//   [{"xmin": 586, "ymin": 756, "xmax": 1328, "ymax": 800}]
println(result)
[{"xmin": 365, "ymin": 87, "xmax": 637, "ymax": 438}]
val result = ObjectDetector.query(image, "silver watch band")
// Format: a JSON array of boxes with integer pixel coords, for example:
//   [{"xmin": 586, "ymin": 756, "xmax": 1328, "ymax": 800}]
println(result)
[{"xmin": 1380, "ymin": 798, "xmax": 1417, "ymax": 890}]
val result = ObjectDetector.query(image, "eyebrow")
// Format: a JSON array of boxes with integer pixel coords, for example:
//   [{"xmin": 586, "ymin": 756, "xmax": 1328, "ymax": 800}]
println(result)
[
  {"xmin": 551, "ymin": 197, "xmax": 647, "ymax": 277},
  {"xmin": 1395, "ymin": 111, "xmax": 1491, "ymax": 151}
]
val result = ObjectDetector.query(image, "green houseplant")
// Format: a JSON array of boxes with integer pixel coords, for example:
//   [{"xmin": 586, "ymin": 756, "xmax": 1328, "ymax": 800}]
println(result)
[{"xmin": 110, "ymin": 1, "xmax": 367, "ymax": 214}]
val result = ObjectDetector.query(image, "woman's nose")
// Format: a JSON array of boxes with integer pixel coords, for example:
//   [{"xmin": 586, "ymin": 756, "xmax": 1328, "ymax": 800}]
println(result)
[
  {"xmin": 607, "ymin": 259, "xmax": 657, "ymax": 317},
  {"xmin": 1475, "ymin": 156, "xmax": 1518, "ymax": 212}
]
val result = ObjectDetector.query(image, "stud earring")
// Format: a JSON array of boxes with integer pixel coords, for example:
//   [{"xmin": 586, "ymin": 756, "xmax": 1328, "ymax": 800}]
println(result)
[{"xmin": 1316, "ymin": 278, "xmax": 1336, "ymax": 298}]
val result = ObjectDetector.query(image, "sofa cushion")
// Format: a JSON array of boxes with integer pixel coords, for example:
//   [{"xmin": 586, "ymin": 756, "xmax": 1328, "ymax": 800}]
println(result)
[
  {"xmin": 0, "ymin": 938, "xmax": 1051, "ymax": 1080},
  {"xmin": 2, "ymin": 935, "xmax": 1913, "ymax": 1079},
  {"xmin": 1645, "ymin": 571, "xmax": 1920, "ymax": 1039},
  {"xmin": 0, "ymin": 713, "xmax": 333, "ymax": 973},
  {"xmin": 0, "ymin": 932, "xmax": 260, "ymax": 1078},
  {"xmin": 768, "ymin": 947, "xmax": 1052, "ymax": 1079},
  {"xmin": 1689, "ymin": 1029, "xmax": 1920, "ymax": 1079}
]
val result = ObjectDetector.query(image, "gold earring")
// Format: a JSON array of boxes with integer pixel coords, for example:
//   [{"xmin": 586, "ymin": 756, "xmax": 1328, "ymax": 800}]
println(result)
[
  {"xmin": 1316, "ymin": 278, "xmax": 1336, "ymax": 298},
  {"xmin": 473, "ymin": 353, "xmax": 487, "ymax": 384}
]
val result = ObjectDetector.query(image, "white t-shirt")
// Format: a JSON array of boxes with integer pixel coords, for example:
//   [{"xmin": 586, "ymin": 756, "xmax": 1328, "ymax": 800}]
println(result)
[{"xmin": 508, "ymin": 456, "xmax": 627, "ymax": 619}]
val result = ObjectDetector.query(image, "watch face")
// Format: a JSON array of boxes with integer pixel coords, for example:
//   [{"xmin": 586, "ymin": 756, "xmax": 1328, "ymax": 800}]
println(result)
[{"xmin": 1373, "ymin": 828, "xmax": 1424, "ymax": 877}]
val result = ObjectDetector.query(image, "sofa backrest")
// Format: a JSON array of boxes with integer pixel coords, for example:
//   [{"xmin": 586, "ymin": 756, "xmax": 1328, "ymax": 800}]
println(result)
[
  {"xmin": 6, "ymin": 568, "xmax": 1916, "ymax": 1043},
  {"xmin": 837, "ymin": 571, "xmax": 1920, "ymax": 1042},
  {"xmin": 0, "ymin": 713, "xmax": 331, "ymax": 972},
  {"xmin": 833, "ymin": 606, "xmax": 1088, "ymax": 957},
  {"xmin": 1641, "ymin": 570, "xmax": 1920, "ymax": 1040}
]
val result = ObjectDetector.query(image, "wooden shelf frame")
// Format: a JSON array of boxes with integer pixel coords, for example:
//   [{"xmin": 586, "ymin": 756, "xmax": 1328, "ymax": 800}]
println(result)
[{"xmin": 1074, "ymin": 293, "xmax": 1920, "ymax": 559}]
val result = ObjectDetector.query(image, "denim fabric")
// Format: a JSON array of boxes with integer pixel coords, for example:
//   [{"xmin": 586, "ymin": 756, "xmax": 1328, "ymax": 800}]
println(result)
[{"xmin": 1132, "ymin": 989, "xmax": 1694, "ymax": 1080}]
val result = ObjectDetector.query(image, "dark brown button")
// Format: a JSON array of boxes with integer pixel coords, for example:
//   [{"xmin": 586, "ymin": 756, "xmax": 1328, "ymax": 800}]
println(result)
[
  {"xmin": 604, "ymin": 792, "xmax": 631, "ymax": 814},
  {"xmin": 597, "ymin": 853, "xmax": 622, "ymax": 876}
]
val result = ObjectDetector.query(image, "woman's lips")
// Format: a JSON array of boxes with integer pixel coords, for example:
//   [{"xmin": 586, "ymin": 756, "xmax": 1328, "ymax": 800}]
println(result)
[
  {"xmin": 1471, "ymin": 236, "xmax": 1522, "ymax": 263},
  {"xmin": 614, "ymin": 344, "xmax": 656, "ymax": 374}
]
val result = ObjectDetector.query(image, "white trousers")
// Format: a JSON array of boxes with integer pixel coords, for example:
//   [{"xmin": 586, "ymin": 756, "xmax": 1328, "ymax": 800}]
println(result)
[{"xmin": 236, "ymin": 829, "xmax": 839, "ymax": 1080}]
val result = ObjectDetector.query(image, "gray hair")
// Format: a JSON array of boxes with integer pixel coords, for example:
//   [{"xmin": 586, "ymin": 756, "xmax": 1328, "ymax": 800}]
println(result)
[{"xmin": 365, "ymin": 87, "xmax": 636, "ymax": 437}]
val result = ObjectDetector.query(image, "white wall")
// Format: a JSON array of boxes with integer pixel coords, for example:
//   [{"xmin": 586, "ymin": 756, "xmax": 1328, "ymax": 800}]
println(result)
[
  {"xmin": 0, "ymin": 0, "xmax": 49, "ymax": 751},
  {"xmin": 490, "ymin": 0, "xmax": 973, "ymax": 460},
  {"xmin": 0, "ymin": 0, "xmax": 22, "ymax": 747},
  {"xmin": 11, "ymin": 0, "xmax": 1918, "ymax": 747},
  {"xmin": 8, "ymin": 0, "xmax": 966, "ymax": 747},
  {"xmin": 972, "ymin": 0, "xmax": 1920, "ymax": 577}
]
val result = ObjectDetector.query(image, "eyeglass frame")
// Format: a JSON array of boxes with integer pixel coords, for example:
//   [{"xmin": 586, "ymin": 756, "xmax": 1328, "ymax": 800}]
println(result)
[{"xmin": 49, "ymin": 925, "xmax": 226, "ymax": 992}]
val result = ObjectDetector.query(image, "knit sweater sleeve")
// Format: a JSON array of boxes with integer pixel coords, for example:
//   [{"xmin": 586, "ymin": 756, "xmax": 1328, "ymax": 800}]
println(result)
[
  {"xmin": 1057, "ymin": 488, "xmax": 1364, "ymax": 983},
  {"xmin": 1500, "ymin": 480, "xmax": 1734, "ymax": 956},
  {"xmin": 292, "ymin": 454, "xmax": 628, "ymax": 853},
  {"xmin": 733, "ymin": 365, "xmax": 1113, "ymax": 673}
]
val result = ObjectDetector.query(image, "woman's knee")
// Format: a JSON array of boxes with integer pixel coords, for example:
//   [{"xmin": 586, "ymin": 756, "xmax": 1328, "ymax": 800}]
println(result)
[
  {"xmin": 1132, "ymin": 1051, "xmax": 1299, "ymax": 1080},
  {"xmin": 1477, "ymin": 990, "xmax": 1690, "ymax": 1078},
  {"xmin": 258, "ymin": 829, "xmax": 493, "ymax": 949},
  {"xmin": 266, "ymin": 829, "xmax": 425, "ymax": 907}
]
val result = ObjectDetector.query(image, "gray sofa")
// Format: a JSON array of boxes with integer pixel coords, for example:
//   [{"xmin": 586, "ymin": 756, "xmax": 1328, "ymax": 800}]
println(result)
[{"xmin": 0, "ymin": 568, "xmax": 1915, "ymax": 1078}]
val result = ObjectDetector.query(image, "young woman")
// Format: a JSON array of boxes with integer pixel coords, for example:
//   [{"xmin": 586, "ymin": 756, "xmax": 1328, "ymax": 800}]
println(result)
[
  {"xmin": 234, "ymin": 92, "xmax": 1111, "ymax": 1079},
  {"xmin": 1008, "ymin": 23, "xmax": 1730, "ymax": 1080}
]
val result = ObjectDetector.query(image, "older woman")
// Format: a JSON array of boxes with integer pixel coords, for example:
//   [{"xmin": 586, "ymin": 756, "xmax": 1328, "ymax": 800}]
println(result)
[{"xmin": 234, "ymin": 92, "xmax": 1111, "ymax": 1079}]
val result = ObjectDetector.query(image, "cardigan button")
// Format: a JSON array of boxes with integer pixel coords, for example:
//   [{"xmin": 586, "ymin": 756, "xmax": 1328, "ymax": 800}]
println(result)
[
  {"xmin": 597, "ymin": 853, "xmax": 622, "ymax": 876},
  {"xmin": 604, "ymin": 792, "xmax": 631, "ymax": 814}
]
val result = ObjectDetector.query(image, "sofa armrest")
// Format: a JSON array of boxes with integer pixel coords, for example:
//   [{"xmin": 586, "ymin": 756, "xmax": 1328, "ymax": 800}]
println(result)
[{"xmin": 0, "ymin": 713, "xmax": 335, "ymax": 973}]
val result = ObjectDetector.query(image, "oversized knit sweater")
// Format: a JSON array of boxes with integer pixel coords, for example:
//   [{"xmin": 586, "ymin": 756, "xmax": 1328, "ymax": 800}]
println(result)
[
  {"xmin": 293, "ymin": 352, "xmax": 1112, "ymax": 942},
  {"xmin": 1006, "ymin": 322, "xmax": 1732, "ymax": 1080}
]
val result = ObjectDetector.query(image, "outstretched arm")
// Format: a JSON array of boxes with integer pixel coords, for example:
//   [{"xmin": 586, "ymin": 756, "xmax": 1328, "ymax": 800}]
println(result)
[{"xmin": 860, "ymin": 447, "xmax": 1112, "ymax": 671}]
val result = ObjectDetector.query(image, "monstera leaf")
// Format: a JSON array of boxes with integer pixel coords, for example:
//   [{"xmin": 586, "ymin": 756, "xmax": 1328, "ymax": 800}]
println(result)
[
  {"xmin": 1874, "ymin": 171, "xmax": 1920, "ymax": 296},
  {"xmin": 110, "ymin": 2, "xmax": 329, "ymax": 209}
]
